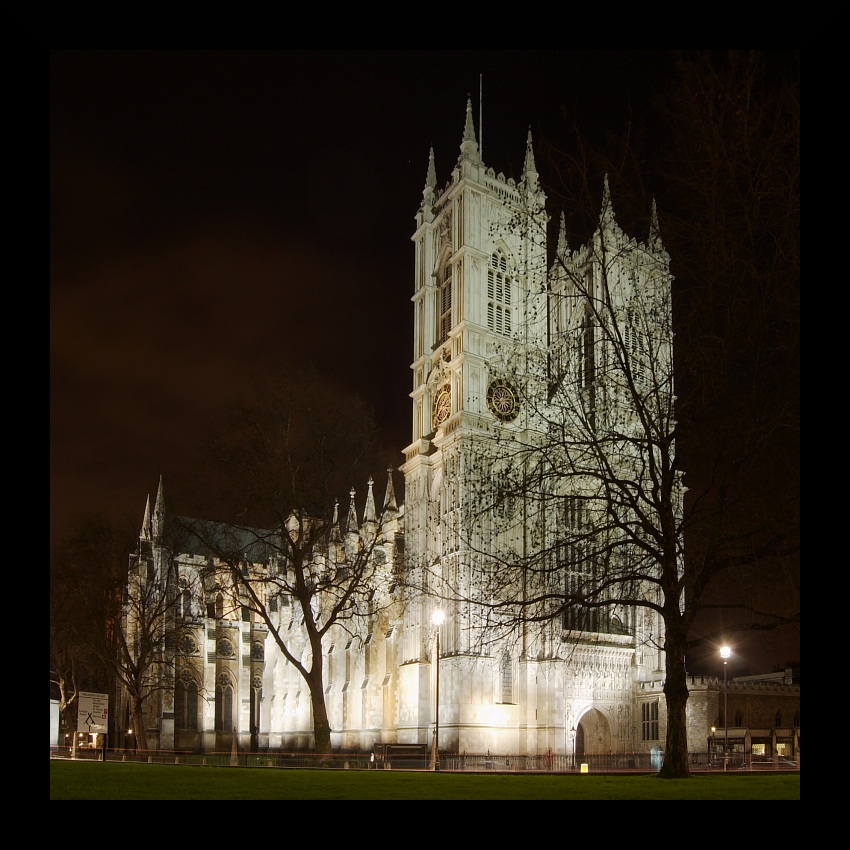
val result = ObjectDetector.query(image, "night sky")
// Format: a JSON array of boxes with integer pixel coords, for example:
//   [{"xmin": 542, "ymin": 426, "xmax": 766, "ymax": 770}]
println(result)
[
  {"xmin": 51, "ymin": 50, "xmax": 798, "ymax": 674},
  {"xmin": 51, "ymin": 50, "xmax": 672, "ymax": 545}
]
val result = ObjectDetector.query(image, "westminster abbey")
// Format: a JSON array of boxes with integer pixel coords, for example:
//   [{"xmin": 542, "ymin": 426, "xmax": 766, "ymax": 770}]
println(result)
[{"xmin": 121, "ymin": 99, "xmax": 796, "ymax": 763}]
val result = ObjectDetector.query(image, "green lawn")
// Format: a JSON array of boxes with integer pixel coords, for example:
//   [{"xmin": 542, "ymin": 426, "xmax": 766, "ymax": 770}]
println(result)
[{"xmin": 50, "ymin": 760, "xmax": 800, "ymax": 800}]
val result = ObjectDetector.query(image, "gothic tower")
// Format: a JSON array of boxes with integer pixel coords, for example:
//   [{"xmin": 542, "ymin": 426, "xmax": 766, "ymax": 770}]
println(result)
[
  {"xmin": 400, "ymin": 100, "xmax": 555, "ymax": 754},
  {"xmin": 121, "ymin": 99, "xmax": 684, "ymax": 762},
  {"xmin": 399, "ymin": 99, "xmax": 677, "ymax": 758}
]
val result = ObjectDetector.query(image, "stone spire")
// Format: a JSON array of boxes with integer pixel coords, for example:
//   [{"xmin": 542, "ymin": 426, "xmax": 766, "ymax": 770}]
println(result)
[
  {"xmin": 647, "ymin": 197, "xmax": 669, "ymax": 261},
  {"xmin": 152, "ymin": 475, "xmax": 165, "ymax": 543},
  {"xmin": 601, "ymin": 174, "xmax": 614, "ymax": 228},
  {"xmin": 458, "ymin": 96, "xmax": 480, "ymax": 164},
  {"xmin": 346, "ymin": 487, "xmax": 359, "ymax": 534},
  {"xmin": 331, "ymin": 499, "xmax": 341, "ymax": 543},
  {"xmin": 598, "ymin": 174, "xmax": 622, "ymax": 250},
  {"xmin": 557, "ymin": 210, "xmax": 568, "ymax": 260},
  {"xmin": 383, "ymin": 467, "xmax": 398, "ymax": 513},
  {"xmin": 649, "ymin": 197, "xmax": 661, "ymax": 248},
  {"xmin": 423, "ymin": 146, "xmax": 437, "ymax": 205},
  {"xmin": 363, "ymin": 476, "xmax": 377, "ymax": 525},
  {"xmin": 140, "ymin": 493, "xmax": 152, "ymax": 541},
  {"xmin": 522, "ymin": 127, "xmax": 538, "ymax": 183}
]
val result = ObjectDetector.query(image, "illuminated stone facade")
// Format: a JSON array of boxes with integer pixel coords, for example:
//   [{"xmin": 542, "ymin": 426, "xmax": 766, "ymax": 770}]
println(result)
[{"xmin": 122, "ymin": 101, "xmax": 798, "ymax": 762}]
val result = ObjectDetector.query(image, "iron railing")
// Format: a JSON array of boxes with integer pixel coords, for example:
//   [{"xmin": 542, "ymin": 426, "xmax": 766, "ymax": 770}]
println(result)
[{"xmin": 49, "ymin": 747, "xmax": 799, "ymax": 772}]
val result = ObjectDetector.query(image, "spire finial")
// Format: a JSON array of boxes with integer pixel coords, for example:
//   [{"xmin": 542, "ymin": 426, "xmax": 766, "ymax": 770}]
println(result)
[
  {"xmin": 383, "ymin": 467, "xmax": 398, "ymax": 513},
  {"xmin": 140, "ymin": 494, "xmax": 152, "ymax": 541},
  {"xmin": 463, "ymin": 95, "xmax": 476, "ymax": 144},
  {"xmin": 347, "ymin": 487, "xmax": 359, "ymax": 533},
  {"xmin": 152, "ymin": 475, "xmax": 165, "ymax": 541},
  {"xmin": 363, "ymin": 476, "xmax": 377, "ymax": 525},
  {"xmin": 422, "ymin": 146, "xmax": 437, "ymax": 207},
  {"xmin": 600, "ymin": 174, "xmax": 615, "ymax": 230},
  {"xmin": 458, "ymin": 96, "xmax": 480, "ymax": 164},
  {"xmin": 331, "ymin": 498, "xmax": 341, "ymax": 543},
  {"xmin": 557, "ymin": 210, "xmax": 568, "ymax": 259},
  {"xmin": 523, "ymin": 127, "xmax": 537, "ymax": 175},
  {"xmin": 649, "ymin": 198, "xmax": 661, "ymax": 246}
]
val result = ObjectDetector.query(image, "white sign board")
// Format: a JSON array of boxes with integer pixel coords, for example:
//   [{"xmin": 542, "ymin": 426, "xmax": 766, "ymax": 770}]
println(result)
[{"xmin": 77, "ymin": 691, "xmax": 109, "ymax": 734}]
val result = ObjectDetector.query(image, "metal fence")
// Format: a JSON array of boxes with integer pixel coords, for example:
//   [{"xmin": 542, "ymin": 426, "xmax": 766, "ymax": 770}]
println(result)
[{"xmin": 49, "ymin": 747, "xmax": 799, "ymax": 772}]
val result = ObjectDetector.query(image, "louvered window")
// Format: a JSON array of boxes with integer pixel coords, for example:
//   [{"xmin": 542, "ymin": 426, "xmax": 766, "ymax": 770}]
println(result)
[
  {"xmin": 487, "ymin": 251, "xmax": 512, "ymax": 336},
  {"xmin": 437, "ymin": 264, "xmax": 452, "ymax": 344}
]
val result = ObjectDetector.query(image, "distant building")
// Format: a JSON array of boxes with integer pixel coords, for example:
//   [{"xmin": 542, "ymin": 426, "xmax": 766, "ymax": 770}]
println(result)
[{"xmin": 682, "ymin": 669, "xmax": 800, "ymax": 764}]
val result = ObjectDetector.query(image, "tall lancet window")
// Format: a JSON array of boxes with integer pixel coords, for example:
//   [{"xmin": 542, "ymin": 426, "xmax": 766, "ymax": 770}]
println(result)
[
  {"xmin": 487, "ymin": 251, "xmax": 512, "ymax": 336},
  {"xmin": 175, "ymin": 670, "xmax": 199, "ymax": 730},
  {"xmin": 215, "ymin": 673, "xmax": 234, "ymax": 731},
  {"xmin": 500, "ymin": 651, "xmax": 513, "ymax": 703},
  {"xmin": 437, "ymin": 263, "xmax": 453, "ymax": 345},
  {"xmin": 625, "ymin": 308, "xmax": 646, "ymax": 385}
]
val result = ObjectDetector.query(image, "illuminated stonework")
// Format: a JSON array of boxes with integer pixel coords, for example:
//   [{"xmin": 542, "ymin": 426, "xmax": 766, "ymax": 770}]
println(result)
[{"xmin": 115, "ymin": 100, "xmax": 802, "ymax": 764}]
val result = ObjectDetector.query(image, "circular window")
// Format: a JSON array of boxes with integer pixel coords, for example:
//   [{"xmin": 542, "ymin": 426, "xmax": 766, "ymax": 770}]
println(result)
[
  {"xmin": 216, "ymin": 638, "xmax": 234, "ymax": 657},
  {"xmin": 433, "ymin": 386, "xmax": 451, "ymax": 427},
  {"xmin": 486, "ymin": 380, "xmax": 520, "ymax": 422},
  {"xmin": 178, "ymin": 634, "xmax": 196, "ymax": 655}
]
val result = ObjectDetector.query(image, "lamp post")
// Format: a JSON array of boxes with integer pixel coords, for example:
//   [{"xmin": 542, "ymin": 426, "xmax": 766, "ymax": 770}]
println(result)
[
  {"xmin": 432, "ymin": 609, "xmax": 445, "ymax": 771},
  {"xmin": 720, "ymin": 645, "xmax": 731, "ymax": 771}
]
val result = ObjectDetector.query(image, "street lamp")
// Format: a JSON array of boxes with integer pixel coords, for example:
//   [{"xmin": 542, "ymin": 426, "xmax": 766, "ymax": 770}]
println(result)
[
  {"xmin": 432, "ymin": 609, "xmax": 445, "ymax": 771},
  {"xmin": 720, "ymin": 645, "xmax": 731, "ymax": 771}
]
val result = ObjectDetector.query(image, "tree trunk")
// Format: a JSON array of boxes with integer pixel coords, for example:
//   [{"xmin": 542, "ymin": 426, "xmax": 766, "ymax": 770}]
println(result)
[
  {"xmin": 132, "ymin": 699, "xmax": 149, "ymax": 752},
  {"xmin": 310, "ymin": 681, "xmax": 333, "ymax": 759},
  {"xmin": 659, "ymin": 623, "xmax": 691, "ymax": 779}
]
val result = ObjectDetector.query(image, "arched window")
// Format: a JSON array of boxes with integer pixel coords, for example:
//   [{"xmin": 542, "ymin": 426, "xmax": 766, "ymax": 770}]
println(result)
[
  {"xmin": 487, "ymin": 251, "xmax": 512, "ymax": 337},
  {"xmin": 215, "ymin": 592, "xmax": 224, "ymax": 619},
  {"xmin": 734, "ymin": 710, "xmax": 743, "ymax": 726},
  {"xmin": 793, "ymin": 711, "xmax": 800, "ymax": 728},
  {"xmin": 500, "ymin": 652, "xmax": 513, "ymax": 704},
  {"xmin": 437, "ymin": 263, "xmax": 452, "ymax": 345},
  {"xmin": 581, "ymin": 312, "xmax": 595, "ymax": 388},
  {"xmin": 625, "ymin": 308, "xmax": 646, "ymax": 384},
  {"xmin": 215, "ymin": 673, "xmax": 234, "ymax": 731},
  {"xmin": 775, "ymin": 710, "xmax": 783, "ymax": 727},
  {"xmin": 251, "ymin": 673, "xmax": 263, "ymax": 736},
  {"xmin": 175, "ymin": 670, "xmax": 199, "ymax": 730}
]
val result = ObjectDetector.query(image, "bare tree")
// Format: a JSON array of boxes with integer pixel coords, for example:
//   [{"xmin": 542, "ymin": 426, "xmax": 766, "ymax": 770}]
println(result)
[
  {"xmin": 653, "ymin": 51, "xmax": 800, "ymax": 666},
  {"xmin": 176, "ymin": 373, "xmax": 397, "ymax": 758},
  {"xmin": 49, "ymin": 514, "xmax": 173, "ymax": 751},
  {"xmin": 118, "ymin": 521, "xmax": 194, "ymax": 752},
  {"xmin": 420, "ymin": 50, "xmax": 798, "ymax": 779},
  {"xmin": 50, "ymin": 539, "xmax": 95, "ymax": 748}
]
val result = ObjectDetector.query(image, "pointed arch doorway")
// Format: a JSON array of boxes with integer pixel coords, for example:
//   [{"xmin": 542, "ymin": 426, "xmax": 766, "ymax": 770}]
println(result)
[{"xmin": 575, "ymin": 708, "xmax": 613, "ymax": 756}]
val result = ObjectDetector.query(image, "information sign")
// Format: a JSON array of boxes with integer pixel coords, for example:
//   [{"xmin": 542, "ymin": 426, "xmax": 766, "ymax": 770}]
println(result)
[{"xmin": 77, "ymin": 691, "xmax": 109, "ymax": 734}]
